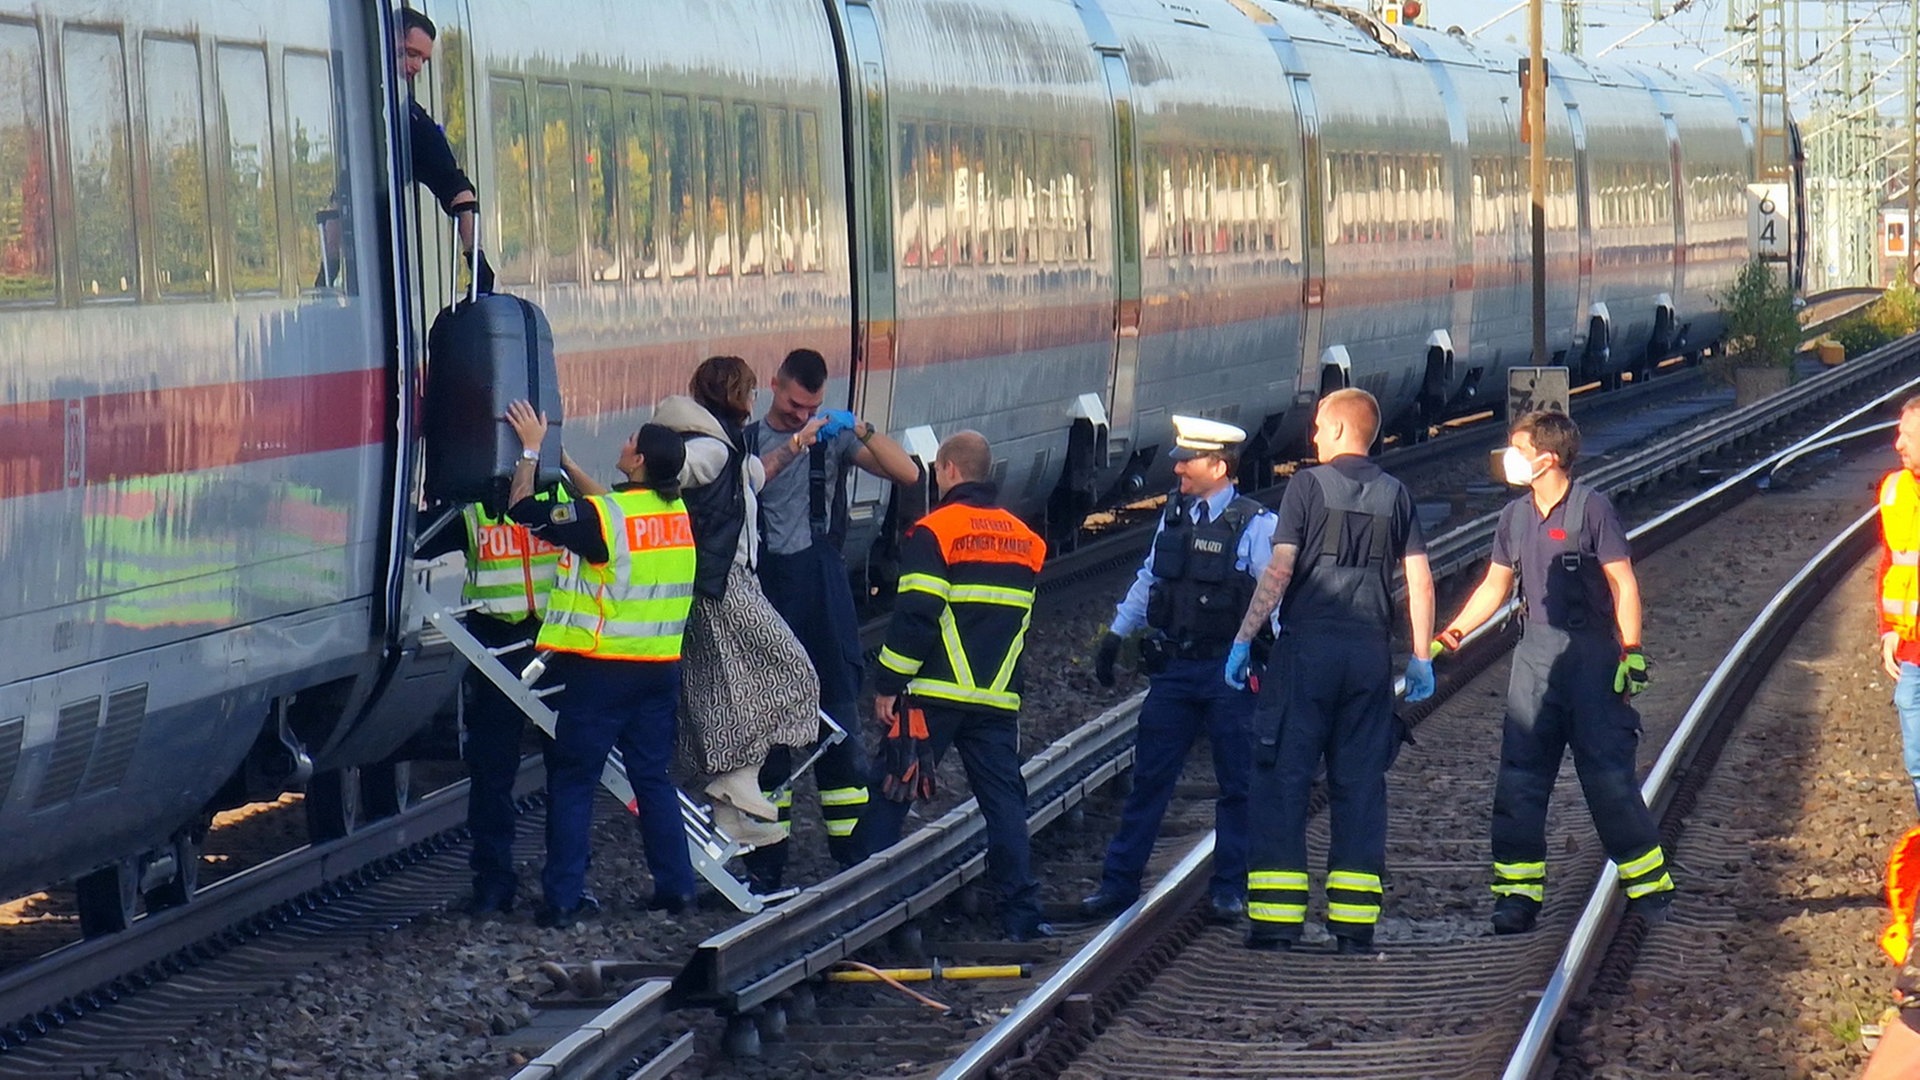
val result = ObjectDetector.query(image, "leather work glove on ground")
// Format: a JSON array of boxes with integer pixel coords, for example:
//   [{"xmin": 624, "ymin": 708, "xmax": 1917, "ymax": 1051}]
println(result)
[
  {"xmin": 880, "ymin": 698, "xmax": 937, "ymax": 804},
  {"xmin": 1615, "ymin": 646, "xmax": 1650, "ymax": 697}
]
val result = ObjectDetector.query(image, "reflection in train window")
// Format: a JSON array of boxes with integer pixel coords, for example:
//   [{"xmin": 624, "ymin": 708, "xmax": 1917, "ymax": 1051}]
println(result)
[
  {"xmin": 700, "ymin": 98, "xmax": 730, "ymax": 278},
  {"xmin": 795, "ymin": 110, "xmax": 822, "ymax": 273},
  {"xmin": 580, "ymin": 86, "xmax": 616, "ymax": 282},
  {"xmin": 283, "ymin": 51, "xmax": 340, "ymax": 293},
  {"xmin": 662, "ymin": 95, "xmax": 694, "ymax": 278},
  {"xmin": 619, "ymin": 91, "xmax": 656, "ymax": 280},
  {"xmin": 1034, "ymin": 134, "xmax": 1056, "ymax": 263},
  {"xmin": 734, "ymin": 104, "xmax": 763, "ymax": 274},
  {"xmin": 1071, "ymin": 138, "xmax": 1093, "ymax": 262},
  {"xmin": 765, "ymin": 106, "xmax": 789, "ymax": 273},
  {"xmin": 949, "ymin": 125, "xmax": 971, "ymax": 267},
  {"xmin": 969, "ymin": 126, "xmax": 990, "ymax": 266},
  {"xmin": 923, "ymin": 122, "xmax": 948, "ymax": 268},
  {"xmin": 897, "ymin": 122, "xmax": 920, "ymax": 269},
  {"xmin": 538, "ymin": 82, "xmax": 578, "ymax": 283},
  {"xmin": 489, "ymin": 77, "xmax": 531, "ymax": 284},
  {"xmin": 218, "ymin": 45, "xmax": 280, "ymax": 294},
  {"xmin": 0, "ymin": 21, "xmax": 52, "ymax": 302},
  {"xmin": 144, "ymin": 38, "xmax": 210, "ymax": 297},
  {"xmin": 65, "ymin": 28, "xmax": 136, "ymax": 300}
]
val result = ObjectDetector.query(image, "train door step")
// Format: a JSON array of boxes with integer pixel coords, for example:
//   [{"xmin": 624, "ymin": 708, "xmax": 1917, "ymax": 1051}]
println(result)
[{"xmin": 415, "ymin": 588, "xmax": 791, "ymax": 914}]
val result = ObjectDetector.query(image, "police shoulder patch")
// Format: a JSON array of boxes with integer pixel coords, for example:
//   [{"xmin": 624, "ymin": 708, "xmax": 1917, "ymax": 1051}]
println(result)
[{"xmin": 550, "ymin": 503, "xmax": 577, "ymax": 525}]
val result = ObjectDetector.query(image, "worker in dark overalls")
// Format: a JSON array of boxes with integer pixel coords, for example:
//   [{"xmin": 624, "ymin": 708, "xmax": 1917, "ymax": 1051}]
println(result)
[
  {"xmin": 1082, "ymin": 416, "xmax": 1275, "ymax": 922},
  {"xmin": 1228, "ymin": 388, "xmax": 1435, "ymax": 954},
  {"xmin": 1433, "ymin": 409, "xmax": 1670, "ymax": 935}
]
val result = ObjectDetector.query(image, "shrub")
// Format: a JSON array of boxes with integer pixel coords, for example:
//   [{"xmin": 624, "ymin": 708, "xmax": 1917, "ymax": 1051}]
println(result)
[
  {"xmin": 1867, "ymin": 282, "xmax": 1920, "ymax": 340},
  {"xmin": 1710, "ymin": 259, "xmax": 1800, "ymax": 385},
  {"xmin": 1831, "ymin": 316, "xmax": 1891, "ymax": 359}
]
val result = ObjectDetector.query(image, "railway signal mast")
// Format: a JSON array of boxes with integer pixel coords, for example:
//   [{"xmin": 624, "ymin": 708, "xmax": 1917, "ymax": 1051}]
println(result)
[{"xmin": 1527, "ymin": 0, "xmax": 1549, "ymax": 364}]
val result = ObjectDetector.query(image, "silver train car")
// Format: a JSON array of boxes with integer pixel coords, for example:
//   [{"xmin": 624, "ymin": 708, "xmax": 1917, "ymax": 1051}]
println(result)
[{"xmin": 1, "ymin": 0, "xmax": 1796, "ymax": 931}]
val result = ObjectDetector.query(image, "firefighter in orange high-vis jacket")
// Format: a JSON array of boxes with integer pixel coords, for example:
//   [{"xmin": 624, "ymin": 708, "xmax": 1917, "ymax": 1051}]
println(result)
[
  {"xmin": 1878, "ymin": 395, "xmax": 1920, "ymax": 816},
  {"xmin": 851, "ymin": 431, "xmax": 1050, "ymax": 942}
]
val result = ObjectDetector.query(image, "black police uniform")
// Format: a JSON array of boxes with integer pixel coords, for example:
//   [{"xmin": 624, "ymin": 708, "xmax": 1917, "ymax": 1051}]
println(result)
[
  {"xmin": 1091, "ymin": 491, "xmax": 1268, "ymax": 912},
  {"xmin": 1488, "ymin": 483, "xmax": 1672, "ymax": 922},
  {"xmin": 742, "ymin": 420, "xmax": 874, "ymax": 883},
  {"xmin": 1246, "ymin": 456, "xmax": 1421, "ymax": 950}
]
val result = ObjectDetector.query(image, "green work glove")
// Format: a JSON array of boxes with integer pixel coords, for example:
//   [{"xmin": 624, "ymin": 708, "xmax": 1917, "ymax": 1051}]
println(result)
[{"xmin": 1614, "ymin": 646, "xmax": 1649, "ymax": 696}]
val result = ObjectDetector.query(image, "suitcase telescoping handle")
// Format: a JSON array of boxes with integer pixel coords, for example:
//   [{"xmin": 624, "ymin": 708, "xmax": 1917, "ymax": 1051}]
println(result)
[{"xmin": 447, "ymin": 204, "xmax": 484, "ymax": 312}]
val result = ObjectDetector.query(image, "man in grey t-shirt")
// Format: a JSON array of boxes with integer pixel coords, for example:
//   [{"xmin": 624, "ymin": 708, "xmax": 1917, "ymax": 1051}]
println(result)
[{"xmin": 745, "ymin": 349, "xmax": 922, "ymax": 885}]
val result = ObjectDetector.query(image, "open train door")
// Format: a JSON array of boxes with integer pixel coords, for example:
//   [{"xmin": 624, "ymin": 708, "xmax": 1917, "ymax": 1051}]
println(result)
[
  {"xmin": 831, "ymin": 1, "xmax": 908, "ymax": 533},
  {"xmin": 1096, "ymin": 52, "xmax": 1142, "ymax": 467},
  {"xmin": 1289, "ymin": 75, "xmax": 1327, "ymax": 404}
]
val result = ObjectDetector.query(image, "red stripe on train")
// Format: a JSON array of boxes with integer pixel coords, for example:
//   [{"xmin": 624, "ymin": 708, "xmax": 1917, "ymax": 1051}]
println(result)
[{"xmin": 1, "ymin": 369, "xmax": 387, "ymax": 498}]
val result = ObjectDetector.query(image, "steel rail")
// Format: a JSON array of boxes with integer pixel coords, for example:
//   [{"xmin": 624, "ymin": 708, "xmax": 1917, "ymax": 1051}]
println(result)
[
  {"xmin": 938, "ymin": 338, "xmax": 1920, "ymax": 1080},
  {"xmin": 0, "ymin": 760, "xmax": 541, "ymax": 1045},
  {"xmin": 1500, "ymin": 506, "xmax": 1880, "ymax": 1080},
  {"xmin": 543, "ymin": 329, "xmax": 1920, "ymax": 1079}
]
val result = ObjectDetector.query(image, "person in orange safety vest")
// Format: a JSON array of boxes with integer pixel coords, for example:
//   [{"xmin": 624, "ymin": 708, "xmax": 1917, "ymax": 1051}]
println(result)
[{"xmin": 1877, "ymin": 396, "xmax": 1920, "ymax": 816}]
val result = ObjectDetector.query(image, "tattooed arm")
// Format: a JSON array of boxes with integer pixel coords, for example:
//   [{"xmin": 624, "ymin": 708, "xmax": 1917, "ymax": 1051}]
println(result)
[{"xmin": 1233, "ymin": 543, "xmax": 1298, "ymax": 645}]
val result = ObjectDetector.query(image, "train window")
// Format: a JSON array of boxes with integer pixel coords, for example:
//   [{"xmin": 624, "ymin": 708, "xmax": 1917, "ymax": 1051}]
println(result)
[
  {"xmin": 218, "ymin": 45, "xmax": 281, "ymax": 295},
  {"xmin": 923, "ymin": 123, "xmax": 948, "ymax": 268},
  {"xmin": 0, "ymin": 22, "xmax": 51, "ymax": 303},
  {"xmin": 581, "ymin": 87, "xmax": 617, "ymax": 282},
  {"xmin": 1070, "ymin": 137, "xmax": 1093, "ymax": 262},
  {"xmin": 1258, "ymin": 155, "xmax": 1280, "ymax": 253},
  {"xmin": 284, "ymin": 51, "xmax": 340, "ymax": 294},
  {"xmin": 434, "ymin": 23, "xmax": 471, "ymax": 173},
  {"xmin": 65, "ymin": 28, "xmax": 136, "ymax": 300},
  {"xmin": 142, "ymin": 38, "xmax": 211, "ymax": 298},
  {"xmin": 489, "ymin": 78, "xmax": 533, "ymax": 284},
  {"xmin": 662, "ymin": 95, "xmax": 695, "ymax": 279},
  {"xmin": 700, "ymin": 98, "xmax": 730, "ymax": 277},
  {"xmin": 537, "ymin": 82, "xmax": 578, "ymax": 283},
  {"xmin": 998, "ymin": 129, "xmax": 1029, "ymax": 263},
  {"xmin": 734, "ymin": 104, "xmax": 763, "ymax": 275},
  {"xmin": 897, "ymin": 122, "xmax": 920, "ymax": 269},
  {"xmin": 949, "ymin": 126, "xmax": 971, "ymax": 266},
  {"xmin": 1144, "ymin": 144, "xmax": 1169, "ymax": 260},
  {"xmin": 970, "ymin": 127, "xmax": 991, "ymax": 266},
  {"xmin": 1036, "ymin": 134, "xmax": 1060, "ymax": 263},
  {"xmin": 619, "ymin": 91, "xmax": 657, "ymax": 280},
  {"xmin": 765, "ymin": 107, "xmax": 789, "ymax": 273},
  {"xmin": 795, "ymin": 109, "xmax": 822, "ymax": 273}
]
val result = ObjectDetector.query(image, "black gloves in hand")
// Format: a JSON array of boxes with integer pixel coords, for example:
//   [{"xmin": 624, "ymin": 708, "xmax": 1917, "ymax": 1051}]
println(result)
[
  {"xmin": 879, "ymin": 700, "xmax": 936, "ymax": 804},
  {"xmin": 466, "ymin": 249, "xmax": 496, "ymax": 296},
  {"xmin": 1093, "ymin": 631, "xmax": 1122, "ymax": 687}
]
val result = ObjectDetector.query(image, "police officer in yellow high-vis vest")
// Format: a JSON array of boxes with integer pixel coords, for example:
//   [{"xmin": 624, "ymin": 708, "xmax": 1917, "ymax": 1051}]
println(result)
[
  {"xmin": 505, "ymin": 401, "xmax": 700, "ymax": 927},
  {"xmin": 417, "ymin": 484, "xmax": 569, "ymax": 916}
]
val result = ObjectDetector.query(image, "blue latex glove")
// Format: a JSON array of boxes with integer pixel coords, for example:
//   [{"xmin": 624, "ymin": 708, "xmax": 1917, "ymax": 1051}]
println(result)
[
  {"xmin": 1404, "ymin": 657, "xmax": 1435, "ymax": 703},
  {"xmin": 817, "ymin": 409, "xmax": 858, "ymax": 440},
  {"xmin": 1224, "ymin": 641, "xmax": 1252, "ymax": 691}
]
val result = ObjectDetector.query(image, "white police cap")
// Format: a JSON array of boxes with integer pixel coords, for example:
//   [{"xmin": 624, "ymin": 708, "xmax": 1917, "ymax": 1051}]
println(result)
[{"xmin": 1168, "ymin": 415, "xmax": 1247, "ymax": 460}]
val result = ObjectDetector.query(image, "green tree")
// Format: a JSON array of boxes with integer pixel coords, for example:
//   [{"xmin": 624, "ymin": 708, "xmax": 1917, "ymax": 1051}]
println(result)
[{"xmin": 1710, "ymin": 259, "xmax": 1800, "ymax": 385}]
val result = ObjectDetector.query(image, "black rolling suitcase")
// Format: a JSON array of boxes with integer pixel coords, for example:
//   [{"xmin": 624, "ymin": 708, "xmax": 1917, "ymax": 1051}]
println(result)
[{"xmin": 422, "ymin": 214, "xmax": 564, "ymax": 506}]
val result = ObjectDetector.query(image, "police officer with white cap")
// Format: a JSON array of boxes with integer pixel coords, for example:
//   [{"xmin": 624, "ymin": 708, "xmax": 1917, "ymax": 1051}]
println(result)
[{"xmin": 1083, "ymin": 415, "xmax": 1277, "ymax": 922}]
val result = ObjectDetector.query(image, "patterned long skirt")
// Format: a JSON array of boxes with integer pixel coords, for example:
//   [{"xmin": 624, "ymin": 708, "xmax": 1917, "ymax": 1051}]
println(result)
[{"xmin": 678, "ymin": 562, "xmax": 821, "ymax": 777}]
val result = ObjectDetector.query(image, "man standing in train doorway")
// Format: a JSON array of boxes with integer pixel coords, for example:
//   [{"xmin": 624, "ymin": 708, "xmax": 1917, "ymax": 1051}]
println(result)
[
  {"xmin": 743, "ymin": 349, "xmax": 921, "ymax": 889},
  {"xmin": 1229, "ymin": 389, "xmax": 1435, "ymax": 954},
  {"xmin": 395, "ymin": 7, "xmax": 492, "ymax": 293},
  {"xmin": 1432, "ymin": 410, "xmax": 1673, "ymax": 935},
  {"xmin": 1080, "ymin": 416, "xmax": 1276, "ymax": 924}
]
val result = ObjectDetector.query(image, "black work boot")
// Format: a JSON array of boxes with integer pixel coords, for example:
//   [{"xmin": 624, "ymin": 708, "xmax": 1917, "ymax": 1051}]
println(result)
[{"xmin": 1490, "ymin": 896, "xmax": 1540, "ymax": 936}]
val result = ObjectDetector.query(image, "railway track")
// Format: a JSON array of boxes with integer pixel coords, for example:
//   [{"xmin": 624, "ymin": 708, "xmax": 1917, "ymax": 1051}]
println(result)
[
  {"xmin": 0, "ymin": 293, "xmax": 1893, "ymax": 1077},
  {"xmin": 505, "ymin": 329, "xmax": 1920, "ymax": 1079}
]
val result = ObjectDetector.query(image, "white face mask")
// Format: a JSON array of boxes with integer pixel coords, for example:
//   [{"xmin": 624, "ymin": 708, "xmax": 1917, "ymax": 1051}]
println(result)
[{"xmin": 1501, "ymin": 446, "xmax": 1544, "ymax": 487}]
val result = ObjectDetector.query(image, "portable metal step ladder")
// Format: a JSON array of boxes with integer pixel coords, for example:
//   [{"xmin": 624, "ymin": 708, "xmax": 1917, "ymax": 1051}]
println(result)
[{"xmin": 416, "ymin": 582, "xmax": 845, "ymax": 914}]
